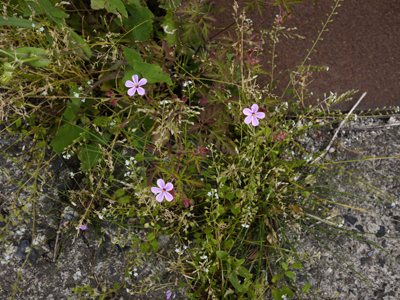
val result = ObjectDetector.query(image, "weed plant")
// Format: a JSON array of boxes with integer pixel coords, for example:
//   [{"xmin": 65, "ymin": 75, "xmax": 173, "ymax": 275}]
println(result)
[{"xmin": 1, "ymin": 0, "xmax": 399, "ymax": 299}]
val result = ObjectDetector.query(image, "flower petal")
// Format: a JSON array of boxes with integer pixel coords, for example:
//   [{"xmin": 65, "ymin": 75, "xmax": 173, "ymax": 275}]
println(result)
[
  {"xmin": 138, "ymin": 78, "xmax": 147, "ymax": 86},
  {"xmin": 252, "ymin": 116, "xmax": 260, "ymax": 126},
  {"xmin": 164, "ymin": 192, "xmax": 174, "ymax": 202},
  {"xmin": 127, "ymin": 88, "xmax": 136, "ymax": 96},
  {"xmin": 165, "ymin": 182, "xmax": 173, "ymax": 191},
  {"xmin": 254, "ymin": 112, "xmax": 265, "ymax": 119},
  {"xmin": 251, "ymin": 104, "xmax": 259, "ymax": 113},
  {"xmin": 137, "ymin": 87, "xmax": 145, "ymax": 96},
  {"xmin": 132, "ymin": 75, "xmax": 139, "ymax": 84},
  {"xmin": 151, "ymin": 187, "xmax": 163, "ymax": 194},
  {"xmin": 157, "ymin": 179, "xmax": 166, "ymax": 189},
  {"xmin": 125, "ymin": 80, "xmax": 135, "ymax": 88},
  {"xmin": 244, "ymin": 115, "xmax": 253, "ymax": 124},
  {"xmin": 243, "ymin": 108, "xmax": 252, "ymax": 116},
  {"xmin": 156, "ymin": 193, "xmax": 165, "ymax": 202}
]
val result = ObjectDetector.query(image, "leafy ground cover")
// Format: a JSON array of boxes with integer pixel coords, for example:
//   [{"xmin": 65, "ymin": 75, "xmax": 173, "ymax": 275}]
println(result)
[{"xmin": 1, "ymin": 0, "xmax": 399, "ymax": 299}]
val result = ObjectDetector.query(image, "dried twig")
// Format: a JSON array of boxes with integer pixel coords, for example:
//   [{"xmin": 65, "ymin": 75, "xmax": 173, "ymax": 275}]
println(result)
[{"xmin": 311, "ymin": 92, "xmax": 367, "ymax": 164}]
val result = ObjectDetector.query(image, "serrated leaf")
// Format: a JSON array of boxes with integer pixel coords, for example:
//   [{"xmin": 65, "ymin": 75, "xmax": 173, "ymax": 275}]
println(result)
[
  {"xmin": 162, "ymin": 9, "xmax": 178, "ymax": 47},
  {"xmin": 123, "ymin": 6, "xmax": 154, "ymax": 41},
  {"xmin": 50, "ymin": 123, "xmax": 86, "ymax": 155},
  {"xmin": 91, "ymin": 0, "xmax": 128, "ymax": 17},
  {"xmin": 133, "ymin": 61, "xmax": 172, "ymax": 85},
  {"xmin": 78, "ymin": 143, "xmax": 102, "ymax": 170},
  {"xmin": 122, "ymin": 46, "xmax": 142, "ymax": 66}
]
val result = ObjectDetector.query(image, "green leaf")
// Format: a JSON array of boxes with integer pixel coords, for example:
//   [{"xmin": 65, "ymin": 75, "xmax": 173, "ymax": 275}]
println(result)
[
  {"xmin": 302, "ymin": 283, "xmax": 311, "ymax": 293},
  {"xmin": 78, "ymin": 143, "xmax": 102, "ymax": 170},
  {"xmin": 161, "ymin": 9, "xmax": 179, "ymax": 47},
  {"xmin": 229, "ymin": 273, "xmax": 242, "ymax": 292},
  {"xmin": 0, "ymin": 47, "xmax": 51, "ymax": 67},
  {"xmin": 281, "ymin": 286, "xmax": 294, "ymax": 297},
  {"xmin": 230, "ymin": 207, "xmax": 240, "ymax": 215},
  {"xmin": 271, "ymin": 274, "xmax": 280, "ymax": 283},
  {"xmin": 122, "ymin": 46, "xmax": 142, "ymax": 66},
  {"xmin": 147, "ymin": 232, "xmax": 156, "ymax": 241},
  {"xmin": 133, "ymin": 61, "xmax": 172, "ymax": 85},
  {"xmin": 91, "ymin": 0, "xmax": 128, "ymax": 17},
  {"xmin": 271, "ymin": 289, "xmax": 282, "ymax": 300},
  {"xmin": 123, "ymin": 6, "xmax": 154, "ymax": 41},
  {"xmin": 118, "ymin": 195, "xmax": 132, "ymax": 204},
  {"xmin": 292, "ymin": 262, "xmax": 302, "ymax": 269},
  {"xmin": 216, "ymin": 251, "xmax": 229, "ymax": 261},
  {"xmin": 285, "ymin": 271, "xmax": 295, "ymax": 278},
  {"xmin": 113, "ymin": 283, "xmax": 119, "ymax": 290},
  {"xmin": 226, "ymin": 193, "xmax": 234, "ymax": 200},
  {"xmin": 135, "ymin": 153, "xmax": 144, "ymax": 162},
  {"xmin": 50, "ymin": 123, "xmax": 86, "ymax": 155},
  {"xmin": 68, "ymin": 31, "xmax": 92, "ymax": 61},
  {"xmin": 0, "ymin": 17, "xmax": 38, "ymax": 28},
  {"xmin": 115, "ymin": 189, "xmax": 125, "ymax": 197},
  {"xmin": 140, "ymin": 243, "xmax": 151, "ymax": 253},
  {"xmin": 282, "ymin": 262, "xmax": 288, "ymax": 270}
]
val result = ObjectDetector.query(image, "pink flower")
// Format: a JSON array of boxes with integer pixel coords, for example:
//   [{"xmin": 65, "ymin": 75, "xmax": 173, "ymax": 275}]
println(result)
[
  {"xmin": 243, "ymin": 104, "xmax": 265, "ymax": 126},
  {"xmin": 166, "ymin": 290, "xmax": 172, "ymax": 299},
  {"xmin": 81, "ymin": 224, "xmax": 87, "ymax": 230},
  {"xmin": 125, "ymin": 75, "xmax": 147, "ymax": 96},
  {"xmin": 151, "ymin": 179, "xmax": 174, "ymax": 202}
]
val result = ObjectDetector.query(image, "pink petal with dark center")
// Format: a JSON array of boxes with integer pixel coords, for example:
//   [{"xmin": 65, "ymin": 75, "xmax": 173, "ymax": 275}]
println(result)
[
  {"xmin": 156, "ymin": 193, "xmax": 165, "ymax": 202},
  {"xmin": 254, "ymin": 112, "xmax": 265, "ymax": 119},
  {"xmin": 138, "ymin": 78, "xmax": 147, "ymax": 86},
  {"xmin": 137, "ymin": 87, "xmax": 145, "ymax": 95},
  {"xmin": 151, "ymin": 187, "xmax": 163, "ymax": 194},
  {"xmin": 165, "ymin": 182, "xmax": 173, "ymax": 191},
  {"xmin": 244, "ymin": 115, "xmax": 253, "ymax": 124},
  {"xmin": 252, "ymin": 117, "xmax": 259, "ymax": 126},
  {"xmin": 157, "ymin": 179, "xmax": 166, "ymax": 189},
  {"xmin": 125, "ymin": 80, "xmax": 135, "ymax": 88},
  {"xmin": 165, "ymin": 192, "xmax": 174, "ymax": 202},
  {"xmin": 243, "ymin": 108, "xmax": 252, "ymax": 115},
  {"xmin": 127, "ymin": 88, "xmax": 137, "ymax": 96},
  {"xmin": 251, "ymin": 104, "xmax": 259, "ymax": 113},
  {"xmin": 133, "ymin": 75, "xmax": 139, "ymax": 84}
]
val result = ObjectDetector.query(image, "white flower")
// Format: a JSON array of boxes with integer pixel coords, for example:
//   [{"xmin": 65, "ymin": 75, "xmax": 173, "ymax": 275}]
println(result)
[
  {"xmin": 81, "ymin": 99, "xmax": 85, "ymax": 103},
  {"xmin": 78, "ymin": 86, "xmax": 83, "ymax": 91},
  {"xmin": 134, "ymin": 268, "xmax": 137, "ymax": 271},
  {"xmin": 183, "ymin": 246, "xmax": 187, "ymax": 249},
  {"xmin": 187, "ymin": 213, "xmax": 191, "ymax": 217},
  {"xmin": 235, "ymin": 147, "xmax": 239, "ymax": 154},
  {"xmin": 129, "ymin": 271, "xmax": 132, "ymax": 275},
  {"xmin": 130, "ymin": 157, "xmax": 136, "ymax": 161},
  {"xmin": 42, "ymin": 91, "xmax": 48, "ymax": 95},
  {"xmin": 205, "ymin": 269, "xmax": 209, "ymax": 273},
  {"xmin": 173, "ymin": 74, "xmax": 177, "ymax": 78},
  {"xmin": 125, "ymin": 160, "xmax": 130, "ymax": 166},
  {"xmin": 87, "ymin": 80, "xmax": 92, "ymax": 85},
  {"xmin": 215, "ymin": 194, "xmax": 219, "ymax": 199},
  {"xmin": 98, "ymin": 215, "xmax": 103, "ymax": 220},
  {"xmin": 32, "ymin": 23, "xmax": 35, "ymax": 28},
  {"xmin": 39, "ymin": 27, "xmax": 45, "ymax": 32},
  {"xmin": 74, "ymin": 92, "xmax": 79, "ymax": 98},
  {"xmin": 91, "ymin": 194, "xmax": 94, "ymax": 197},
  {"xmin": 126, "ymin": 288, "xmax": 130, "ymax": 293},
  {"xmin": 134, "ymin": 272, "xmax": 138, "ymax": 276},
  {"xmin": 183, "ymin": 82, "xmax": 187, "ymax": 87},
  {"xmin": 70, "ymin": 172, "xmax": 74, "ymax": 177},
  {"xmin": 200, "ymin": 178, "xmax": 204, "ymax": 181},
  {"xmin": 326, "ymin": 67, "xmax": 329, "ymax": 71},
  {"xmin": 207, "ymin": 192, "xmax": 212, "ymax": 197}
]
